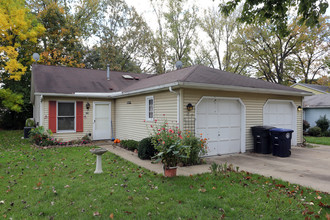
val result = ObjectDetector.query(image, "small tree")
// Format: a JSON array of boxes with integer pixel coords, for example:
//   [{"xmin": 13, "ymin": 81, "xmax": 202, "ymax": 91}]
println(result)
[
  {"xmin": 315, "ymin": 115, "xmax": 330, "ymax": 132},
  {"xmin": 303, "ymin": 120, "xmax": 310, "ymax": 131}
]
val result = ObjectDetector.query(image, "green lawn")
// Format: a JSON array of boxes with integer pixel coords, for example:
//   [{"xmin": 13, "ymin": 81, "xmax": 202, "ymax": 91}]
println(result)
[
  {"xmin": 305, "ymin": 136, "xmax": 330, "ymax": 146},
  {"xmin": 1, "ymin": 130, "xmax": 329, "ymax": 219}
]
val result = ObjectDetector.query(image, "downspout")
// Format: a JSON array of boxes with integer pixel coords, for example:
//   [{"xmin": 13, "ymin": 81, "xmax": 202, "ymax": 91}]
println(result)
[
  {"xmin": 39, "ymin": 95, "xmax": 43, "ymax": 126},
  {"xmin": 169, "ymin": 87, "xmax": 180, "ymax": 128}
]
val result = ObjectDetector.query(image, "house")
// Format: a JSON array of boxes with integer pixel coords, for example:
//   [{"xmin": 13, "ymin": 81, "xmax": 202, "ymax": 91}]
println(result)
[
  {"xmin": 303, "ymin": 93, "xmax": 330, "ymax": 127},
  {"xmin": 31, "ymin": 64, "xmax": 311, "ymax": 156},
  {"xmin": 291, "ymin": 83, "xmax": 330, "ymax": 95}
]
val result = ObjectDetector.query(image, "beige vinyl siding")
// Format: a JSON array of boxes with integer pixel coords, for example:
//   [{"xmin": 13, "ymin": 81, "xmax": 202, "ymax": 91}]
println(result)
[
  {"xmin": 182, "ymin": 89, "xmax": 303, "ymax": 151},
  {"xmin": 42, "ymin": 97, "xmax": 115, "ymax": 141},
  {"xmin": 292, "ymin": 84, "xmax": 325, "ymax": 95},
  {"xmin": 115, "ymin": 91, "xmax": 177, "ymax": 141}
]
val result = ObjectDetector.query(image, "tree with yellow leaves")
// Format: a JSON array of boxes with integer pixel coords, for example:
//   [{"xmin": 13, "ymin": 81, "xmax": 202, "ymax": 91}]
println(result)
[{"xmin": 0, "ymin": 0, "xmax": 44, "ymax": 112}]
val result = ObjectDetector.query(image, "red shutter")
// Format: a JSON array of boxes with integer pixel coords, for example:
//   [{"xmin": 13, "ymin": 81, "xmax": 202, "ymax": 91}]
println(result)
[
  {"xmin": 49, "ymin": 101, "xmax": 57, "ymax": 133},
  {"xmin": 76, "ymin": 101, "xmax": 83, "ymax": 132}
]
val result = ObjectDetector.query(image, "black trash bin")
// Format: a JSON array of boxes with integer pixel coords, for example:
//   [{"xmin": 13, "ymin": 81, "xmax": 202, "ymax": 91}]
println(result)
[
  {"xmin": 251, "ymin": 126, "xmax": 274, "ymax": 154},
  {"xmin": 269, "ymin": 128, "xmax": 294, "ymax": 157}
]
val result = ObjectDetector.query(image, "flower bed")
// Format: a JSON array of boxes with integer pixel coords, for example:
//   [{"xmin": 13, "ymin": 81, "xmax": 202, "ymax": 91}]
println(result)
[{"xmin": 30, "ymin": 126, "xmax": 92, "ymax": 148}]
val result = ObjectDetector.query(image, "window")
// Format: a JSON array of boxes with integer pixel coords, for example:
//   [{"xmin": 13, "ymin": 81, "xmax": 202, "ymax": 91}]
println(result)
[
  {"xmin": 57, "ymin": 102, "xmax": 75, "ymax": 131},
  {"xmin": 146, "ymin": 96, "xmax": 154, "ymax": 121}
]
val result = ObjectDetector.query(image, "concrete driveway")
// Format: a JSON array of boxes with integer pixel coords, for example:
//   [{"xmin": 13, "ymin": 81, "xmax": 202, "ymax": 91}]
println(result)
[
  {"xmin": 205, "ymin": 145, "xmax": 330, "ymax": 193},
  {"xmin": 103, "ymin": 144, "xmax": 330, "ymax": 193}
]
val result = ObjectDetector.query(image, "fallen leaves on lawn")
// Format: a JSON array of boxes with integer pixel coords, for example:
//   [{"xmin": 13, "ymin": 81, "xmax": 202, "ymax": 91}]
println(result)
[
  {"xmin": 198, "ymin": 188, "xmax": 206, "ymax": 193},
  {"xmin": 319, "ymin": 202, "xmax": 330, "ymax": 208},
  {"xmin": 93, "ymin": 211, "xmax": 100, "ymax": 216}
]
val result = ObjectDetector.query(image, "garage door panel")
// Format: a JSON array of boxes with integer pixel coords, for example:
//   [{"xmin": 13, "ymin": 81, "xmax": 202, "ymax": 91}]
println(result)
[
  {"xmin": 208, "ymin": 128, "xmax": 219, "ymax": 140},
  {"xmin": 207, "ymin": 142, "xmax": 218, "ymax": 156},
  {"xmin": 197, "ymin": 100, "xmax": 208, "ymax": 113},
  {"xmin": 207, "ymin": 114, "xmax": 218, "ymax": 127},
  {"xmin": 207, "ymin": 100, "xmax": 217, "ymax": 113},
  {"xmin": 196, "ymin": 115, "xmax": 208, "ymax": 128},
  {"xmin": 229, "ymin": 127, "xmax": 240, "ymax": 139},
  {"xmin": 230, "ymin": 115, "xmax": 241, "ymax": 126}
]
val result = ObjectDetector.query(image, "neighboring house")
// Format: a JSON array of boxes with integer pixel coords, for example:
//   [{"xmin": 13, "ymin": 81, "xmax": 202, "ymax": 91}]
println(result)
[
  {"xmin": 31, "ymin": 64, "xmax": 311, "ymax": 156},
  {"xmin": 291, "ymin": 83, "xmax": 330, "ymax": 95},
  {"xmin": 303, "ymin": 94, "xmax": 330, "ymax": 127}
]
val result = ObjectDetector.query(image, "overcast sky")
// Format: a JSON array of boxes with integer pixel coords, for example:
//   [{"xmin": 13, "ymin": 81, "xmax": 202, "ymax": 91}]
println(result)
[
  {"xmin": 126, "ymin": 0, "xmax": 330, "ymax": 32},
  {"xmin": 125, "ymin": 0, "xmax": 220, "ymax": 31}
]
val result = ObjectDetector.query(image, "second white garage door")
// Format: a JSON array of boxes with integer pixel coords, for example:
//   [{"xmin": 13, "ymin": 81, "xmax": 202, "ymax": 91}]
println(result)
[
  {"xmin": 196, "ymin": 97, "xmax": 245, "ymax": 156},
  {"xmin": 263, "ymin": 100, "xmax": 297, "ymax": 145}
]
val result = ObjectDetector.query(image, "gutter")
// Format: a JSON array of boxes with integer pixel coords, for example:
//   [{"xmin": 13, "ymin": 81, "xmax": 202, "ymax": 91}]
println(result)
[
  {"xmin": 34, "ymin": 92, "xmax": 120, "ymax": 98},
  {"xmin": 178, "ymin": 82, "xmax": 313, "ymax": 97}
]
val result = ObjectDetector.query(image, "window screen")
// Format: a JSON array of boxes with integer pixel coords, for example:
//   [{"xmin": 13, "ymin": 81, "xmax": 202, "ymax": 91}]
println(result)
[{"xmin": 58, "ymin": 102, "xmax": 75, "ymax": 131}]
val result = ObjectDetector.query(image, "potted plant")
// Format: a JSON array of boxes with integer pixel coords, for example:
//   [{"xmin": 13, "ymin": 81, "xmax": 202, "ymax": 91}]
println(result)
[
  {"xmin": 24, "ymin": 118, "xmax": 36, "ymax": 139},
  {"xmin": 152, "ymin": 140, "xmax": 187, "ymax": 177}
]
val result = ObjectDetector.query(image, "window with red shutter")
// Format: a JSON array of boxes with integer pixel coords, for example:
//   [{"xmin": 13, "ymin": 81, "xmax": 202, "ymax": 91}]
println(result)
[
  {"xmin": 49, "ymin": 101, "xmax": 57, "ymax": 133},
  {"xmin": 76, "ymin": 101, "xmax": 83, "ymax": 132}
]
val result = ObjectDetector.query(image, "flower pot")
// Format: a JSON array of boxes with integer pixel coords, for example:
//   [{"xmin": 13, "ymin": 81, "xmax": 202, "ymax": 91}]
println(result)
[{"xmin": 164, "ymin": 166, "xmax": 177, "ymax": 177}]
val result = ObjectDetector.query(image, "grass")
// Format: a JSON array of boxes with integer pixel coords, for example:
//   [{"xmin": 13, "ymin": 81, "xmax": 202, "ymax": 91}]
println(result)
[
  {"xmin": 305, "ymin": 136, "xmax": 330, "ymax": 146},
  {"xmin": 1, "ymin": 130, "xmax": 329, "ymax": 219}
]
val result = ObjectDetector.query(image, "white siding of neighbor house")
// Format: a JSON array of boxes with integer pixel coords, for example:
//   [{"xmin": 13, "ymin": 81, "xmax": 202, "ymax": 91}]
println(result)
[
  {"xmin": 115, "ymin": 91, "xmax": 178, "ymax": 141},
  {"xmin": 42, "ymin": 97, "xmax": 115, "ymax": 142},
  {"xmin": 182, "ymin": 89, "xmax": 303, "ymax": 151}
]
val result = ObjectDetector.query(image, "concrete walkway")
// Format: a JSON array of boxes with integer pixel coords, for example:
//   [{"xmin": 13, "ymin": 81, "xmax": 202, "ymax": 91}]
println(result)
[{"xmin": 102, "ymin": 144, "xmax": 330, "ymax": 193}]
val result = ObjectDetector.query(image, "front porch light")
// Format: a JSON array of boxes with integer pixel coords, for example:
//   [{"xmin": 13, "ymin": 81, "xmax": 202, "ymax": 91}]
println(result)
[{"xmin": 186, "ymin": 103, "xmax": 193, "ymax": 111}]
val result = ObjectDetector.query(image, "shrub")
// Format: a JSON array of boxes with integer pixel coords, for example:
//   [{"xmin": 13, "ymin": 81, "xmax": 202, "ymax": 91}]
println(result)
[
  {"xmin": 138, "ymin": 137, "xmax": 155, "ymax": 160},
  {"xmin": 121, "ymin": 140, "xmax": 139, "ymax": 151},
  {"xmin": 29, "ymin": 126, "xmax": 54, "ymax": 146},
  {"xmin": 147, "ymin": 119, "xmax": 208, "ymax": 167},
  {"xmin": 180, "ymin": 131, "xmax": 207, "ymax": 165},
  {"xmin": 308, "ymin": 126, "xmax": 322, "ymax": 137},
  {"xmin": 303, "ymin": 120, "xmax": 310, "ymax": 131},
  {"xmin": 315, "ymin": 115, "xmax": 329, "ymax": 132},
  {"xmin": 322, "ymin": 130, "xmax": 330, "ymax": 137},
  {"xmin": 25, "ymin": 118, "xmax": 35, "ymax": 127}
]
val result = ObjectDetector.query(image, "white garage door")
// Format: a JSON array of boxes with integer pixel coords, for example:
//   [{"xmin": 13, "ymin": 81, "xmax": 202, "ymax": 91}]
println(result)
[
  {"xmin": 263, "ymin": 100, "xmax": 297, "ymax": 145},
  {"xmin": 196, "ymin": 97, "xmax": 244, "ymax": 156}
]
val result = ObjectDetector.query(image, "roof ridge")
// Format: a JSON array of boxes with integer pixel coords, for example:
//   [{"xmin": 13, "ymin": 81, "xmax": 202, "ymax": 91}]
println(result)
[{"xmin": 180, "ymin": 65, "xmax": 201, "ymax": 82}]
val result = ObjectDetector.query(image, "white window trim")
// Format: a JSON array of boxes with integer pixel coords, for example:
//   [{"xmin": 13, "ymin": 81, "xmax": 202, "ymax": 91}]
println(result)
[
  {"xmin": 145, "ymin": 96, "xmax": 154, "ymax": 121},
  {"xmin": 56, "ymin": 101, "xmax": 76, "ymax": 133}
]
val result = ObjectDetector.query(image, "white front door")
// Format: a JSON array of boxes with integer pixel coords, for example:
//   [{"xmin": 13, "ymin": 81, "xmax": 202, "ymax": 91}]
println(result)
[
  {"xmin": 196, "ymin": 97, "xmax": 244, "ymax": 156},
  {"xmin": 93, "ymin": 102, "xmax": 111, "ymax": 140},
  {"xmin": 263, "ymin": 100, "xmax": 297, "ymax": 145}
]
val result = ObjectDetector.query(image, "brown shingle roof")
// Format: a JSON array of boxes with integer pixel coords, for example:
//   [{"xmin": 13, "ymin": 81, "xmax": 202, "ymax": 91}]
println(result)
[
  {"xmin": 32, "ymin": 64, "xmax": 309, "ymax": 96},
  {"xmin": 303, "ymin": 94, "xmax": 330, "ymax": 108},
  {"xmin": 32, "ymin": 64, "xmax": 150, "ymax": 94},
  {"xmin": 123, "ymin": 65, "xmax": 307, "ymax": 94}
]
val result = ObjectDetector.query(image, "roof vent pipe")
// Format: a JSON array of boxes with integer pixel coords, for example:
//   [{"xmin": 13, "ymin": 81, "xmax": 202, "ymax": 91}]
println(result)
[{"xmin": 107, "ymin": 64, "xmax": 110, "ymax": 80}]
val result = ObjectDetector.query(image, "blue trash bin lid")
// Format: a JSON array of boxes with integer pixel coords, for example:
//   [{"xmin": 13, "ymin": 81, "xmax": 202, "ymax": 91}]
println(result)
[{"xmin": 270, "ymin": 128, "xmax": 294, "ymax": 133}]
